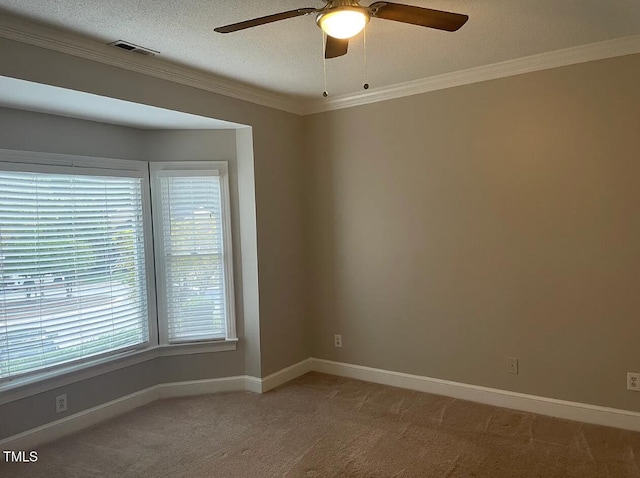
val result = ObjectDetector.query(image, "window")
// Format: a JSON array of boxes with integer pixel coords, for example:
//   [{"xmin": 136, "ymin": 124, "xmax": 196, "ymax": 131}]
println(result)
[
  {"xmin": 151, "ymin": 163, "xmax": 236, "ymax": 344},
  {"xmin": 0, "ymin": 165, "xmax": 150, "ymax": 381},
  {"xmin": 0, "ymin": 153, "xmax": 236, "ymax": 386}
]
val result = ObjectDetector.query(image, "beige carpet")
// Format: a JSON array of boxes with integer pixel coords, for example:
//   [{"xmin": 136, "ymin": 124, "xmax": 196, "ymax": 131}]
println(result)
[{"xmin": 2, "ymin": 372, "xmax": 640, "ymax": 477}]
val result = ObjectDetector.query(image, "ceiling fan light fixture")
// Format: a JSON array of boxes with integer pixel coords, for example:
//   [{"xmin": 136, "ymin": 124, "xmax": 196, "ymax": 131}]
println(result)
[{"xmin": 317, "ymin": 8, "xmax": 370, "ymax": 40}]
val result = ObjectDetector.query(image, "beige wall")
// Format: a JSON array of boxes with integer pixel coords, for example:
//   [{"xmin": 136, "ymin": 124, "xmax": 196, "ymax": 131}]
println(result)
[{"xmin": 305, "ymin": 53, "xmax": 640, "ymax": 412}]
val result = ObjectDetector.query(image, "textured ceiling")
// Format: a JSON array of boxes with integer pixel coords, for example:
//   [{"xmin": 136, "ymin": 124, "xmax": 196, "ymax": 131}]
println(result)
[{"xmin": 1, "ymin": 1, "xmax": 640, "ymax": 100}]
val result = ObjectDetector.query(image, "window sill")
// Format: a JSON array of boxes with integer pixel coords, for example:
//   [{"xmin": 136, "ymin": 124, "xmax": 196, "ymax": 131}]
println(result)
[
  {"xmin": 160, "ymin": 339, "xmax": 238, "ymax": 356},
  {"xmin": 0, "ymin": 339, "xmax": 238, "ymax": 406}
]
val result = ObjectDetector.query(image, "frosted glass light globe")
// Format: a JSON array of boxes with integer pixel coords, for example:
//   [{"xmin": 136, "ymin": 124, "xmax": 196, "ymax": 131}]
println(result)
[{"xmin": 317, "ymin": 9, "xmax": 369, "ymax": 39}]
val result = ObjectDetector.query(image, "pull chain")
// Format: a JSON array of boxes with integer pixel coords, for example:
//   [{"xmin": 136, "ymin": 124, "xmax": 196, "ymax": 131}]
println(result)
[
  {"xmin": 363, "ymin": 26, "xmax": 369, "ymax": 90},
  {"xmin": 322, "ymin": 32, "xmax": 329, "ymax": 97}
]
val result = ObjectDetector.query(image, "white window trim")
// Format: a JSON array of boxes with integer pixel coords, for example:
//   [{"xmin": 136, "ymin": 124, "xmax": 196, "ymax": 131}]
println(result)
[
  {"xmin": 150, "ymin": 161, "xmax": 237, "ymax": 345},
  {"xmin": 0, "ymin": 150, "xmax": 238, "ymax": 397}
]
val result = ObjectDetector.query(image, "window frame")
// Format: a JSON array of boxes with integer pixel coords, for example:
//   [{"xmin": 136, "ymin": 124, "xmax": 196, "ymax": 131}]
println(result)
[
  {"xmin": 0, "ymin": 150, "xmax": 238, "ymax": 396},
  {"xmin": 150, "ymin": 161, "xmax": 237, "ymax": 346},
  {"xmin": 0, "ymin": 151, "xmax": 159, "ymax": 382}
]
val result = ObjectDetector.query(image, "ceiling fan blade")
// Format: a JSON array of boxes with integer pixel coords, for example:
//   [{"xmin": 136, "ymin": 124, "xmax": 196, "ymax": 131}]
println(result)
[
  {"xmin": 325, "ymin": 36, "xmax": 349, "ymax": 59},
  {"xmin": 369, "ymin": 2, "xmax": 468, "ymax": 32},
  {"xmin": 214, "ymin": 8, "xmax": 317, "ymax": 33}
]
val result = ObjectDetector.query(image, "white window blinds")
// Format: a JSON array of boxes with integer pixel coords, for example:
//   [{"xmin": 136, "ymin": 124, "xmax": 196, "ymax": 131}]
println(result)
[
  {"xmin": 0, "ymin": 171, "xmax": 149, "ymax": 381},
  {"xmin": 155, "ymin": 168, "xmax": 234, "ymax": 343}
]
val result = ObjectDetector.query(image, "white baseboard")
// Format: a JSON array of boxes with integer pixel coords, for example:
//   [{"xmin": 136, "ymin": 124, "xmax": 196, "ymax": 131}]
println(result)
[
  {"xmin": 310, "ymin": 358, "xmax": 640, "ymax": 432},
  {"xmin": 244, "ymin": 376, "xmax": 263, "ymax": 394},
  {"xmin": 0, "ymin": 375, "xmax": 254, "ymax": 450},
  {"xmin": 157, "ymin": 376, "xmax": 249, "ymax": 398},
  {"xmin": 5, "ymin": 357, "xmax": 640, "ymax": 450},
  {"xmin": 261, "ymin": 358, "xmax": 312, "ymax": 393}
]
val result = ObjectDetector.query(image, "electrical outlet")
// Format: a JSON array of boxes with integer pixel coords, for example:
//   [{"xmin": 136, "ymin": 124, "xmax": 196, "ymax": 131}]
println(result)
[
  {"xmin": 334, "ymin": 334, "xmax": 342, "ymax": 348},
  {"xmin": 627, "ymin": 372, "xmax": 640, "ymax": 392},
  {"xmin": 55, "ymin": 394, "xmax": 68, "ymax": 413},
  {"xmin": 506, "ymin": 357, "xmax": 518, "ymax": 375}
]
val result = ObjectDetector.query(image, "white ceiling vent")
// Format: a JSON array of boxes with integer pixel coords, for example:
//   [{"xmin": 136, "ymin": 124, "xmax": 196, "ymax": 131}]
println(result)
[{"xmin": 108, "ymin": 40, "xmax": 159, "ymax": 56}]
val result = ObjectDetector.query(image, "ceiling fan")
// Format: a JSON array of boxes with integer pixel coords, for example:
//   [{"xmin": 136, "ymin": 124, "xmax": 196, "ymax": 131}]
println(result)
[{"xmin": 214, "ymin": 1, "xmax": 469, "ymax": 59}]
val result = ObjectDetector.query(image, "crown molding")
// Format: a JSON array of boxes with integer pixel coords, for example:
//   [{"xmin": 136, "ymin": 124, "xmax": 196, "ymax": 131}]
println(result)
[
  {"xmin": 1, "ymin": 13, "xmax": 639, "ymax": 117},
  {"xmin": 301, "ymin": 34, "xmax": 640, "ymax": 115},
  {"xmin": 0, "ymin": 14, "xmax": 305, "ymax": 115}
]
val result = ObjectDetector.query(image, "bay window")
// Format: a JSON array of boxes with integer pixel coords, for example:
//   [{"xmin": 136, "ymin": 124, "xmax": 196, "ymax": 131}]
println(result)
[{"xmin": 0, "ymin": 152, "xmax": 236, "ymax": 386}]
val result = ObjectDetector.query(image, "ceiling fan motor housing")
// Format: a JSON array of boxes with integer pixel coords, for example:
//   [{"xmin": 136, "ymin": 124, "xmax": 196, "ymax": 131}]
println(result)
[{"xmin": 325, "ymin": 0, "xmax": 365, "ymax": 7}]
